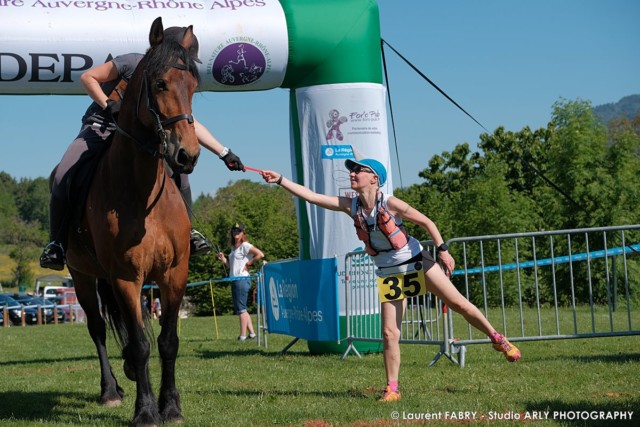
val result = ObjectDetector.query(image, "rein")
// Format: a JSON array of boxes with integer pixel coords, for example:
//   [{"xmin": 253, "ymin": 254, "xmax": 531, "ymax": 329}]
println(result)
[{"xmin": 114, "ymin": 61, "xmax": 194, "ymax": 159}]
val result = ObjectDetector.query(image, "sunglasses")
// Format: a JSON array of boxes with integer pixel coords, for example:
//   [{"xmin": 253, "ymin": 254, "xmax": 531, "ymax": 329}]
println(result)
[{"xmin": 350, "ymin": 166, "xmax": 374, "ymax": 175}]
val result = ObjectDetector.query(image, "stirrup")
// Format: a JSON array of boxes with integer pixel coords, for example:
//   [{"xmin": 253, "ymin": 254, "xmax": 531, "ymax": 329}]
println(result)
[
  {"xmin": 40, "ymin": 242, "xmax": 66, "ymax": 271},
  {"xmin": 190, "ymin": 229, "xmax": 212, "ymax": 257}
]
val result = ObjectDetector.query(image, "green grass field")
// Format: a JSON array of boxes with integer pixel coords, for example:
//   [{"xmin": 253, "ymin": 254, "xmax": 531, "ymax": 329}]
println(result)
[{"xmin": 0, "ymin": 313, "xmax": 638, "ymax": 426}]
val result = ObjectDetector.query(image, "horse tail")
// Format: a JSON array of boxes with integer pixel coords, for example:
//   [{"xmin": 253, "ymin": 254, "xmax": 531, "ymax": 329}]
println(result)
[
  {"xmin": 97, "ymin": 279, "xmax": 128, "ymax": 350},
  {"xmin": 97, "ymin": 279, "xmax": 154, "ymax": 352}
]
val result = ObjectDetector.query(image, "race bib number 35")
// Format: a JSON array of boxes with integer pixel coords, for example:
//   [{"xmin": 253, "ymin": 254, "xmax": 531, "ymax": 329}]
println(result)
[{"xmin": 377, "ymin": 263, "xmax": 427, "ymax": 302}]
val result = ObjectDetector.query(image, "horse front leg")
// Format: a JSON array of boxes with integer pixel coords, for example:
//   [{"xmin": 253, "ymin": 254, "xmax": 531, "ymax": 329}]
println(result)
[
  {"xmin": 115, "ymin": 279, "xmax": 161, "ymax": 427},
  {"xmin": 73, "ymin": 273, "xmax": 125, "ymax": 406},
  {"xmin": 157, "ymin": 280, "xmax": 187, "ymax": 423}
]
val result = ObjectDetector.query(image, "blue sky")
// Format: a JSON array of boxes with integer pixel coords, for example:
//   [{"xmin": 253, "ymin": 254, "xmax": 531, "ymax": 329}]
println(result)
[{"xmin": 1, "ymin": 0, "xmax": 639, "ymax": 197}]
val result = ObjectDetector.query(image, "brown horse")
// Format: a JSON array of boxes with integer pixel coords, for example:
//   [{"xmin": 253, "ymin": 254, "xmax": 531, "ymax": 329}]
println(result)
[{"xmin": 65, "ymin": 17, "xmax": 200, "ymax": 426}]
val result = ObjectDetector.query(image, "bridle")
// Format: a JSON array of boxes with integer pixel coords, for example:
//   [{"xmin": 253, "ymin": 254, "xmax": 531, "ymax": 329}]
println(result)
[{"xmin": 113, "ymin": 61, "xmax": 195, "ymax": 160}]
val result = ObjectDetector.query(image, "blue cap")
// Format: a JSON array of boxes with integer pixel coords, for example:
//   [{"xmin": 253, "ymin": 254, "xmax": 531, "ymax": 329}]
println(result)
[{"xmin": 345, "ymin": 158, "xmax": 387, "ymax": 187}]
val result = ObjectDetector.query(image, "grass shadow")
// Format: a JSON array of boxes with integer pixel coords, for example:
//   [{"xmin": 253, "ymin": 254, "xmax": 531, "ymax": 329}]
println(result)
[
  {"xmin": 571, "ymin": 352, "xmax": 640, "ymax": 364},
  {"xmin": 208, "ymin": 388, "xmax": 369, "ymax": 399},
  {"xmin": 0, "ymin": 391, "xmax": 126, "ymax": 424},
  {"xmin": 193, "ymin": 346, "xmax": 325, "ymax": 359},
  {"xmin": 0, "ymin": 354, "xmax": 95, "ymax": 367},
  {"xmin": 195, "ymin": 348, "xmax": 265, "ymax": 358}
]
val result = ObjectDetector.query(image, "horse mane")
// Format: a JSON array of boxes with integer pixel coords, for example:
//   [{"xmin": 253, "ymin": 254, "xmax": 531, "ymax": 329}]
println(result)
[{"xmin": 144, "ymin": 38, "xmax": 201, "ymax": 83}]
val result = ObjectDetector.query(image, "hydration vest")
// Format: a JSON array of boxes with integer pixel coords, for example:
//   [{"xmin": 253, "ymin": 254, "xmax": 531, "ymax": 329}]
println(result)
[{"xmin": 352, "ymin": 192, "xmax": 409, "ymax": 256}]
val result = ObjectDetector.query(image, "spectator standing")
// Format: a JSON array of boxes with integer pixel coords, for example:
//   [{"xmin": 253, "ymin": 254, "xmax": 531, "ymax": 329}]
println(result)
[
  {"xmin": 142, "ymin": 294, "xmax": 151, "ymax": 316},
  {"xmin": 217, "ymin": 222, "xmax": 264, "ymax": 341},
  {"xmin": 152, "ymin": 297, "xmax": 162, "ymax": 320}
]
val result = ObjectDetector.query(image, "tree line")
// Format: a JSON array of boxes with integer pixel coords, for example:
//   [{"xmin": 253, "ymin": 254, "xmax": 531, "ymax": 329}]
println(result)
[
  {"xmin": 394, "ymin": 99, "xmax": 640, "ymax": 307},
  {"xmin": 1, "ymin": 98, "xmax": 638, "ymax": 310}
]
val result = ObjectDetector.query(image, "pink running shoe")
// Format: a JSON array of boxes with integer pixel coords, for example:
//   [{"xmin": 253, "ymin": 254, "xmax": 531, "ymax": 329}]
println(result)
[
  {"xmin": 490, "ymin": 332, "xmax": 521, "ymax": 362},
  {"xmin": 379, "ymin": 386, "xmax": 401, "ymax": 402}
]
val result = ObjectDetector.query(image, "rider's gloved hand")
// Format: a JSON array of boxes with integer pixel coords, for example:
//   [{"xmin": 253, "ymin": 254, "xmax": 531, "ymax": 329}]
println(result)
[
  {"xmin": 105, "ymin": 99, "xmax": 121, "ymax": 118},
  {"xmin": 219, "ymin": 148, "xmax": 244, "ymax": 171}
]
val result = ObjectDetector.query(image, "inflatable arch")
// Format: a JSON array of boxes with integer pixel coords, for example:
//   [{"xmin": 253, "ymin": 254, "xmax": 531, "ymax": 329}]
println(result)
[{"xmin": 1, "ymin": 0, "xmax": 390, "ymax": 352}]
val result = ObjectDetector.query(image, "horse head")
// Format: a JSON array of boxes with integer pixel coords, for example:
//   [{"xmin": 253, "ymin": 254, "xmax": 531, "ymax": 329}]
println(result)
[{"xmin": 131, "ymin": 17, "xmax": 201, "ymax": 174}]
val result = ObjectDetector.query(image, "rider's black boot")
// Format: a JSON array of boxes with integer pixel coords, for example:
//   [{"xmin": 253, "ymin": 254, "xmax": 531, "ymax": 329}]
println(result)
[
  {"xmin": 178, "ymin": 180, "xmax": 212, "ymax": 257},
  {"xmin": 39, "ymin": 195, "xmax": 68, "ymax": 270}
]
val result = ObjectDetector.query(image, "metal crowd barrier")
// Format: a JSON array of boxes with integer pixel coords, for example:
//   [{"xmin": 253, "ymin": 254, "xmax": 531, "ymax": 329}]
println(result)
[
  {"xmin": 341, "ymin": 225, "xmax": 640, "ymax": 367},
  {"xmin": 447, "ymin": 225, "xmax": 640, "ymax": 366}
]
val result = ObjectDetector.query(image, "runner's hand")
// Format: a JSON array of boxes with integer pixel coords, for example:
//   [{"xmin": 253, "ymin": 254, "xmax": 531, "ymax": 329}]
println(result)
[
  {"xmin": 260, "ymin": 170, "xmax": 280, "ymax": 184},
  {"xmin": 438, "ymin": 251, "xmax": 455, "ymax": 278}
]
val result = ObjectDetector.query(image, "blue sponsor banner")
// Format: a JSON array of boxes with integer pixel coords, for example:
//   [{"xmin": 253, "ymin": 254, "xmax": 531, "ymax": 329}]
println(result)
[
  {"xmin": 321, "ymin": 145, "xmax": 353, "ymax": 159},
  {"xmin": 263, "ymin": 258, "xmax": 339, "ymax": 341}
]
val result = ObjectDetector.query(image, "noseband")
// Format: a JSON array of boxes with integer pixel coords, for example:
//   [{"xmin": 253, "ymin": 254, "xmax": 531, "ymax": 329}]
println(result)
[{"xmin": 114, "ymin": 62, "xmax": 195, "ymax": 159}]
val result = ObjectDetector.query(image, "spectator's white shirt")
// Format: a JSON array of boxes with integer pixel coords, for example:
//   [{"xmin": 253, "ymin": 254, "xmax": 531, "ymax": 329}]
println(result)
[{"xmin": 229, "ymin": 242, "xmax": 254, "ymax": 277}]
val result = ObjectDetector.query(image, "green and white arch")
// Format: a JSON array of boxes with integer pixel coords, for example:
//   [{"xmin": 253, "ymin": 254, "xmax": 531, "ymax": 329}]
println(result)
[{"xmin": 0, "ymin": 0, "xmax": 388, "ymax": 352}]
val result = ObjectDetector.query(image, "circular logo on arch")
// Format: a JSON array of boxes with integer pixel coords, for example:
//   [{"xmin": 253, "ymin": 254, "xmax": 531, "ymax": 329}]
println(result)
[{"xmin": 212, "ymin": 42, "xmax": 266, "ymax": 86}]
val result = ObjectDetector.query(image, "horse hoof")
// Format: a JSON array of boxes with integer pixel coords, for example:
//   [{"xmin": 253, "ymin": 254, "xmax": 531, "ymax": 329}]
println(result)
[
  {"xmin": 132, "ymin": 413, "xmax": 161, "ymax": 427},
  {"xmin": 102, "ymin": 398, "xmax": 122, "ymax": 408},
  {"xmin": 164, "ymin": 415, "xmax": 184, "ymax": 424},
  {"xmin": 100, "ymin": 392, "xmax": 123, "ymax": 407},
  {"xmin": 161, "ymin": 406, "xmax": 184, "ymax": 424}
]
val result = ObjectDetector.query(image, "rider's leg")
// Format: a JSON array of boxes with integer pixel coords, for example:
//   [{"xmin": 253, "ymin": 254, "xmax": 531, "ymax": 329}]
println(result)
[
  {"xmin": 40, "ymin": 125, "xmax": 98, "ymax": 270},
  {"xmin": 176, "ymin": 173, "xmax": 211, "ymax": 257},
  {"xmin": 40, "ymin": 193, "xmax": 69, "ymax": 270},
  {"xmin": 176, "ymin": 173, "xmax": 193, "ymax": 219}
]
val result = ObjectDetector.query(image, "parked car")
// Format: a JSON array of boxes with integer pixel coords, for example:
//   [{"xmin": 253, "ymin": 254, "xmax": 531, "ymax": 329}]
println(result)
[
  {"xmin": 13, "ymin": 294, "xmax": 65, "ymax": 324},
  {"xmin": 35, "ymin": 274, "xmax": 73, "ymax": 296},
  {"xmin": 0, "ymin": 294, "xmax": 38, "ymax": 326},
  {"xmin": 43, "ymin": 286, "xmax": 71, "ymax": 300}
]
